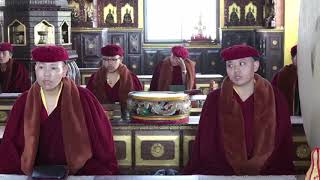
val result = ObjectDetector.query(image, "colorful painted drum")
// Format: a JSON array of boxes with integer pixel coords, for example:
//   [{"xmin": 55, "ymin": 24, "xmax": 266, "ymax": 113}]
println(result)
[{"xmin": 127, "ymin": 91, "xmax": 191, "ymax": 124}]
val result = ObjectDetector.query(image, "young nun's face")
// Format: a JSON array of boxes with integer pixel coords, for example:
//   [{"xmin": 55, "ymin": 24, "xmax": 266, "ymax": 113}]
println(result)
[
  {"xmin": 102, "ymin": 55, "xmax": 122, "ymax": 72},
  {"xmin": 226, "ymin": 57, "xmax": 259, "ymax": 87},
  {"xmin": 35, "ymin": 61, "xmax": 68, "ymax": 91},
  {"xmin": 0, "ymin": 50, "xmax": 11, "ymax": 64}
]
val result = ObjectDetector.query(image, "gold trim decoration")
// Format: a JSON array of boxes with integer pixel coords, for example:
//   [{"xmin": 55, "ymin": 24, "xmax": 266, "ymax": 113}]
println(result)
[
  {"xmin": 293, "ymin": 160, "xmax": 311, "ymax": 167},
  {"xmin": 135, "ymin": 135, "xmax": 179, "ymax": 166},
  {"xmin": 0, "ymin": 111, "xmax": 8, "ymax": 123},
  {"xmin": 150, "ymin": 143, "xmax": 165, "ymax": 158},
  {"xmin": 183, "ymin": 135, "xmax": 195, "ymax": 166},
  {"xmin": 143, "ymin": 43, "xmax": 221, "ymax": 49},
  {"xmin": 296, "ymin": 144, "xmax": 311, "ymax": 159},
  {"xmin": 113, "ymin": 135, "xmax": 132, "ymax": 166},
  {"xmin": 71, "ymin": 28, "xmax": 105, "ymax": 32},
  {"xmin": 129, "ymin": 95, "xmax": 187, "ymax": 101},
  {"xmin": 256, "ymin": 28, "xmax": 284, "ymax": 32},
  {"xmin": 220, "ymin": 27, "xmax": 260, "ymax": 31},
  {"xmin": 131, "ymin": 115, "xmax": 188, "ymax": 121},
  {"xmin": 293, "ymin": 136, "xmax": 308, "ymax": 142},
  {"xmin": 272, "ymin": 40, "xmax": 278, "ymax": 46},
  {"xmin": 7, "ymin": 19, "xmax": 27, "ymax": 46},
  {"xmin": 196, "ymin": 84, "xmax": 210, "ymax": 88},
  {"xmin": 272, "ymin": 66, "xmax": 278, "ymax": 71},
  {"xmin": 0, "ymin": 105, "xmax": 13, "ymax": 111},
  {"xmin": 190, "ymin": 108, "xmax": 202, "ymax": 113},
  {"xmin": 81, "ymin": 74, "xmax": 92, "ymax": 85},
  {"xmin": 107, "ymin": 28, "xmax": 143, "ymax": 32},
  {"xmin": 112, "ymin": 125, "xmax": 197, "ymax": 131}
]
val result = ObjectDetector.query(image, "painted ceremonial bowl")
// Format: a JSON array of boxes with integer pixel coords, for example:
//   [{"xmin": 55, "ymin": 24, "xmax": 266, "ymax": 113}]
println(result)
[
  {"xmin": 299, "ymin": 0, "xmax": 320, "ymax": 149},
  {"xmin": 127, "ymin": 91, "xmax": 191, "ymax": 124}
]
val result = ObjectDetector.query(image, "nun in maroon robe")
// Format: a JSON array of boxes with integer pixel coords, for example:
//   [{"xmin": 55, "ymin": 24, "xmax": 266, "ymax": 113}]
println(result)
[
  {"xmin": 0, "ymin": 46, "xmax": 118, "ymax": 175},
  {"xmin": 149, "ymin": 46, "xmax": 196, "ymax": 91},
  {"xmin": 86, "ymin": 44, "xmax": 142, "ymax": 106},
  {"xmin": 183, "ymin": 45, "xmax": 294, "ymax": 175},
  {"xmin": 0, "ymin": 42, "xmax": 31, "ymax": 93},
  {"xmin": 272, "ymin": 45, "xmax": 300, "ymax": 115}
]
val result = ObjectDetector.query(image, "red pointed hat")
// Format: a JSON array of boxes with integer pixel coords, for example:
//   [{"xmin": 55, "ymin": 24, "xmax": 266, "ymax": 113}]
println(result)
[
  {"xmin": 291, "ymin": 45, "xmax": 297, "ymax": 58},
  {"xmin": 32, "ymin": 46, "xmax": 69, "ymax": 62},
  {"xmin": 0, "ymin": 42, "xmax": 13, "ymax": 52},
  {"xmin": 172, "ymin": 46, "xmax": 189, "ymax": 59},
  {"xmin": 101, "ymin": 44, "xmax": 124, "ymax": 57},
  {"xmin": 221, "ymin": 44, "xmax": 260, "ymax": 61}
]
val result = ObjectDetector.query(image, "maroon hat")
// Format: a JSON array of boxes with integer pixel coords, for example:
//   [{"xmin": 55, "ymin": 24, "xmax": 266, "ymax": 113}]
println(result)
[
  {"xmin": 0, "ymin": 42, "xmax": 13, "ymax": 52},
  {"xmin": 221, "ymin": 44, "xmax": 260, "ymax": 61},
  {"xmin": 32, "ymin": 46, "xmax": 69, "ymax": 62},
  {"xmin": 101, "ymin": 44, "xmax": 124, "ymax": 57},
  {"xmin": 291, "ymin": 45, "xmax": 297, "ymax": 58},
  {"xmin": 172, "ymin": 46, "xmax": 189, "ymax": 59}
]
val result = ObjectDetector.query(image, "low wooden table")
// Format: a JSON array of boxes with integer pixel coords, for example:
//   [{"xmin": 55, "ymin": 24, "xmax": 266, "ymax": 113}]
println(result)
[{"xmin": 0, "ymin": 93, "xmax": 311, "ymax": 175}]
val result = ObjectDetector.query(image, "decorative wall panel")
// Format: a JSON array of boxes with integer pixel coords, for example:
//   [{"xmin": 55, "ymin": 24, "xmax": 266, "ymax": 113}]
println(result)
[{"xmin": 135, "ymin": 134, "xmax": 180, "ymax": 167}]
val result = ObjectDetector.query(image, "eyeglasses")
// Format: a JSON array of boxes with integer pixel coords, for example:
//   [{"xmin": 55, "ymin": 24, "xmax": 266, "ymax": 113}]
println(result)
[{"xmin": 102, "ymin": 57, "xmax": 120, "ymax": 62}]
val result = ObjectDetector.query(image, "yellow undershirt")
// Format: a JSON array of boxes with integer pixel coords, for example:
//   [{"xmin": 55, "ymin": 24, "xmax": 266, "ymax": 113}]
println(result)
[{"xmin": 40, "ymin": 83, "xmax": 63, "ymax": 113}]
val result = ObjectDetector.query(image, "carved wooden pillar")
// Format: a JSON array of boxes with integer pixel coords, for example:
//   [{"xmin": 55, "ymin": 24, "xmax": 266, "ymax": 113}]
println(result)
[{"xmin": 275, "ymin": 0, "xmax": 284, "ymax": 28}]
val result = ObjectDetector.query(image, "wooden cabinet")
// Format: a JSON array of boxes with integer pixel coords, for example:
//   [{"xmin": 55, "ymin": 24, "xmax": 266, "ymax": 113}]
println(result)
[
  {"xmin": 221, "ymin": 28, "xmax": 256, "ymax": 48},
  {"xmin": 72, "ymin": 29, "xmax": 104, "ymax": 68},
  {"xmin": 256, "ymin": 29, "xmax": 284, "ymax": 81},
  {"xmin": 71, "ymin": 28, "xmax": 143, "ymax": 72},
  {"xmin": 143, "ymin": 47, "xmax": 222, "ymax": 75},
  {"xmin": 107, "ymin": 29, "xmax": 143, "ymax": 75},
  {"xmin": 221, "ymin": 28, "xmax": 284, "ymax": 81}
]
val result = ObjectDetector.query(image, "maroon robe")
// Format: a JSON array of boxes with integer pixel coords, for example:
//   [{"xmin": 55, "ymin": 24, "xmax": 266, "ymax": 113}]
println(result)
[
  {"xmin": 86, "ymin": 69, "xmax": 143, "ymax": 104},
  {"xmin": 272, "ymin": 64, "xmax": 298, "ymax": 115},
  {"xmin": 0, "ymin": 60, "xmax": 31, "ymax": 93},
  {"xmin": 0, "ymin": 87, "xmax": 118, "ymax": 175},
  {"xmin": 183, "ymin": 77, "xmax": 294, "ymax": 175},
  {"xmin": 149, "ymin": 60, "xmax": 196, "ymax": 91}
]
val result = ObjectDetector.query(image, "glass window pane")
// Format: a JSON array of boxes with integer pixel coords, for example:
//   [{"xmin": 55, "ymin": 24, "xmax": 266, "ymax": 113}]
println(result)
[{"xmin": 145, "ymin": 0, "xmax": 217, "ymax": 42}]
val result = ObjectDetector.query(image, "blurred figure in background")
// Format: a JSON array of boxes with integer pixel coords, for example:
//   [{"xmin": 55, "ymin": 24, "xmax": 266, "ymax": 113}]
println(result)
[
  {"xmin": 150, "ymin": 46, "xmax": 196, "ymax": 91},
  {"xmin": 0, "ymin": 42, "xmax": 31, "ymax": 93}
]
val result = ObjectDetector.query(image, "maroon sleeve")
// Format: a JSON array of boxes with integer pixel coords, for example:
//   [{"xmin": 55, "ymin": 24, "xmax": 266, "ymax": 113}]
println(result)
[
  {"xmin": 85, "ymin": 73, "xmax": 97, "ymax": 93},
  {"xmin": 76, "ymin": 87, "xmax": 118, "ymax": 175},
  {"xmin": 0, "ymin": 93, "xmax": 28, "ymax": 174},
  {"xmin": 260, "ymin": 87, "xmax": 295, "ymax": 175},
  {"xmin": 15, "ymin": 63, "xmax": 31, "ymax": 92},
  {"xmin": 271, "ymin": 72, "xmax": 279, "ymax": 87},
  {"xmin": 149, "ymin": 62, "xmax": 162, "ymax": 91},
  {"xmin": 130, "ymin": 72, "xmax": 143, "ymax": 91},
  {"xmin": 8, "ymin": 63, "xmax": 31, "ymax": 93},
  {"xmin": 183, "ymin": 90, "xmax": 233, "ymax": 175},
  {"xmin": 193, "ymin": 75, "xmax": 197, "ymax": 89}
]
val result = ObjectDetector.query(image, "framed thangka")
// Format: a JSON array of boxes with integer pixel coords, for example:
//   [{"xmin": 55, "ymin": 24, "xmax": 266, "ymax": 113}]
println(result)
[
  {"xmin": 68, "ymin": 0, "xmax": 95, "ymax": 27},
  {"xmin": 97, "ymin": 0, "xmax": 138, "ymax": 28}
]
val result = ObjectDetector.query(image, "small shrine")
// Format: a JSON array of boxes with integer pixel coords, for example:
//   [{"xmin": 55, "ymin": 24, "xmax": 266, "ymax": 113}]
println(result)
[{"xmin": 3, "ymin": 0, "xmax": 79, "ymax": 83}]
